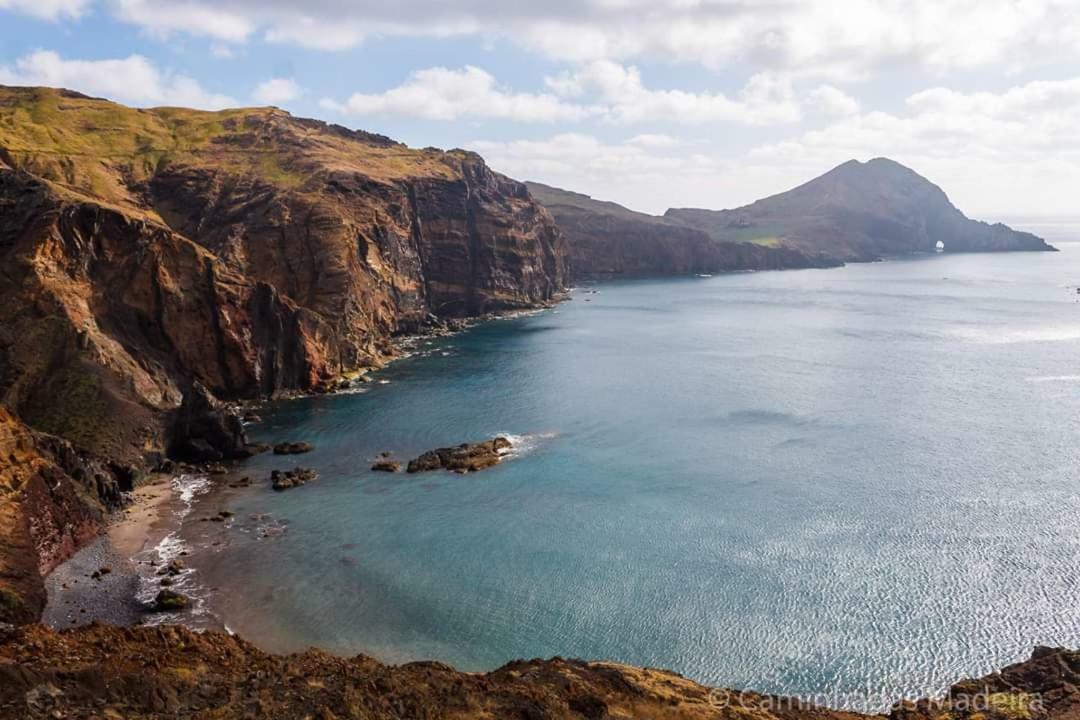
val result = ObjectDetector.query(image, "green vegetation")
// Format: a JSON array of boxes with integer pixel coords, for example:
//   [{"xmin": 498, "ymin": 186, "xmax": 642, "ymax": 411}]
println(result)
[{"xmin": 0, "ymin": 85, "xmax": 461, "ymax": 206}]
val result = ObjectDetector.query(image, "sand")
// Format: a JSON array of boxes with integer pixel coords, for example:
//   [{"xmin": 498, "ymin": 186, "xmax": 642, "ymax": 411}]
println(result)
[{"xmin": 41, "ymin": 475, "xmax": 177, "ymax": 628}]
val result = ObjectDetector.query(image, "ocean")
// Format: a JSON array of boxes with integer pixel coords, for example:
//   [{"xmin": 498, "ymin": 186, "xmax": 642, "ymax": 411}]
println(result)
[{"xmin": 167, "ymin": 219, "xmax": 1080, "ymax": 710}]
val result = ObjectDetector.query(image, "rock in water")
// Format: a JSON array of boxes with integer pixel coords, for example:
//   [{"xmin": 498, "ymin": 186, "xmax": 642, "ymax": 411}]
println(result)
[
  {"xmin": 271, "ymin": 468, "xmax": 318, "ymax": 491},
  {"xmin": 150, "ymin": 590, "xmax": 190, "ymax": 612},
  {"xmin": 406, "ymin": 437, "xmax": 513, "ymax": 474},
  {"xmin": 371, "ymin": 459, "xmax": 402, "ymax": 472},
  {"xmin": 273, "ymin": 442, "xmax": 315, "ymax": 455}
]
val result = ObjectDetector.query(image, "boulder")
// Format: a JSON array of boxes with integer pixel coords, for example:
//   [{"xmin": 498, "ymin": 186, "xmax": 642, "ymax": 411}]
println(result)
[
  {"xmin": 406, "ymin": 437, "xmax": 513, "ymax": 474},
  {"xmin": 371, "ymin": 459, "xmax": 401, "ymax": 473},
  {"xmin": 271, "ymin": 468, "xmax": 318, "ymax": 491},
  {"xmin": 151, "ymin": 590, "xmax": 190, "ymax": 612}
]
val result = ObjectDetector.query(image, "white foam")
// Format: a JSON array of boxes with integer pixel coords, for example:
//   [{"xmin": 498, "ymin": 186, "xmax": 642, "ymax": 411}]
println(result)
[
  {"xmin": 1026, "ymin": 375, "xmax": 1080, "ymax": 383},
  {"xmin": 497, "ymin": 431, "xmax": 557, "ymax": 458}
]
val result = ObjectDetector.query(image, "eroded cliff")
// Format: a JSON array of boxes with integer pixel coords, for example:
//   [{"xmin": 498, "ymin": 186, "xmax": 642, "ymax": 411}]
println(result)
[
  {"xmin": 0, "ymin": 86, "xmax": 568, "ymax": 466},
  {"xmin": 527, "ymin": 182, "xmax": 836, "ymax": 278},
  {"xmin": 0, "ymin": 85, "xmax": 568, "ymax": 621}
]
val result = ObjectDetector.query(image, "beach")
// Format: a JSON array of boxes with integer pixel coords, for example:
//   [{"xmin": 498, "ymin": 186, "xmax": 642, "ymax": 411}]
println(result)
[{"xmin": 42, "ymin": 477, "xmax": 180, "ymax": 628}]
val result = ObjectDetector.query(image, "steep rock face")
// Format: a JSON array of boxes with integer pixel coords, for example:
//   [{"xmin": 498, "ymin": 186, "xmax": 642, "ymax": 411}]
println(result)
[
  {"xmin": 0, "ymin": 86, "xmax": 568, "ymax": 466},
  {"xmin": 528, "ymin": 181, "xmax": 835, "ymax": 277},
  {"xmin": 0, "ymin": 408, "xmax": 130, "ymax": 624},
  {"xmin": 666, "ymin": 158, "xmax": 1053, "ymax": 261}
]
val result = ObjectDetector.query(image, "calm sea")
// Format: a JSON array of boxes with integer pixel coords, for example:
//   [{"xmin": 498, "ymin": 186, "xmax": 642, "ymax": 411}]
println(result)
[{"xmin": 179, "ymin": 219, "xmax": 1080, "ymax": 710}]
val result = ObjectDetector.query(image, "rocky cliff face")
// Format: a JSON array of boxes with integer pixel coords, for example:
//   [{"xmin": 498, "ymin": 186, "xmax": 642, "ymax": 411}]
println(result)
[
  {"xmin": 1, "ymin": 623, "xmax": 1075, "ymax": 720},
  {"xmin": 0, "ymin": 85, "xmax": 568, "ymax": 621},
  {"xmin": 665, "ymin": 158, "xmax": 1053, "ymax": 262},
  {"xmin": 0, "ymin": 86, "xmax": 568, "ymax": 468},
  {"xmin": 527, "ymin": 182, "xmax": 837, "ymax": 278}
]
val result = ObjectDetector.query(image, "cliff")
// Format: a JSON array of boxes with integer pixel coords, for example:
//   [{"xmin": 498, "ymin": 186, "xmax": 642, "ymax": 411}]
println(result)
[
  {"xmin": 0, "ymin": 85, "xmax": 568, "ymax": 621},
  {"xmin": 526, "ymin": 182, "xmax": 837, "ymax": 278},
  {"xmin": 1, "ymin": 623, "xmax": 1075, "ymax": 720},
  {"xmin": 0, "ymin": 86, "xmax": 568, "ymax": 467},
  {"xmin": 665, "ymin": 158, "xmax": 1054, "ymax": 262}
]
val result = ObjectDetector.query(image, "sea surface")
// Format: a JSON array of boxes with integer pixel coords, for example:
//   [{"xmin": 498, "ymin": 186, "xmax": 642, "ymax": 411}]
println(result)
[{"xmin": 178, "ymin": 220, "xmax": 1080, "ymax": 710}]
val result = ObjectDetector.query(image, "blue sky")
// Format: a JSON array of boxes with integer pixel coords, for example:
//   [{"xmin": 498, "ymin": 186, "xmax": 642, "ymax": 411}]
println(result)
[{"xmin": 2, "ymin": 0, "xmax": 1080, "ymax": 217}]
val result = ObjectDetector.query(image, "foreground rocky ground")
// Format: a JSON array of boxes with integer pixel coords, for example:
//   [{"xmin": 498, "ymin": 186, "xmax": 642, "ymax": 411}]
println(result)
[{"xmin": 0, "ymin": 622, "xmax": 1075, "ymax": 720}]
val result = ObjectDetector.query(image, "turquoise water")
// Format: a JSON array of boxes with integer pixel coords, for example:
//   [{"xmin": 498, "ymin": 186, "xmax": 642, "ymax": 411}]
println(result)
[{"xmin": 186, "ymin": 228, "xmax": 1080, "ymax": 710}]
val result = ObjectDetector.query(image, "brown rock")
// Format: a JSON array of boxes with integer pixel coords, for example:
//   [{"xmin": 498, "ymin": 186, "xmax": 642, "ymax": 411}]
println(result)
[
  {"xmin": 271, "ymin": 468, "xmax": 318, "ymax": 491},
  {"xmin": 150, "ymin": 590, "xmax": 190, "ymax": 612},
  {"xmin": 406, "ymin": 437, "xmax": 513, "ymax": 474},
  {"xmin": 371, "ymin": 459, "xmax": 401, "ymax": 473}
]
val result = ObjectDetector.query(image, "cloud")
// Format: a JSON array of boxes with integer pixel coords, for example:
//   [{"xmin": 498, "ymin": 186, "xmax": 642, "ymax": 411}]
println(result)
[
  {"xmin": 83, "ymin": 1, "xmax": 1080, "ymax": 79},
  {"xmin": 109, "ymin": 0, "xmax": 252, "ymax": 42},
  {"xmin": 0, "ymin": 50, "xmax": 236, "ymax": 109},
  {"xmin": 627, "ymin": 133, "xmax": 680, "ymax": 148},
  {"xmin": 252, "ymin": 77, "xmax": 300, "ymax": 104},
  {"xmin": 747, "ymin": 75, "xmax": 1080, "ymax": 215},
  {"xmin": 324, "ymin": 62, "xmax": 799, "ymax": 126},
  {"xmin": 472, "ymin": 73, "xmax": 1080, "ymax": 218},
  {"xmin": 0, "ymin": 0, "xmax": 87, "ymax": 20},
  {"xmin": 810, "ymin": 85, "xmax": 860, "ymax": 116},
  {"xmin": 470, "ymin": 132, "xmax": 796, "ymax": 215},
  {"xmin": 546, "ymin": 60, "xmax": 800, "ymax": 125},
  {"xmin": 321, "ymin": 65, "xmax": 593, "ymax": 122}
]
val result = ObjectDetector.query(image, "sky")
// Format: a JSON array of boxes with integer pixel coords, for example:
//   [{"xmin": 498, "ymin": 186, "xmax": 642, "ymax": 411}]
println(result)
[{"xmin": 1, "ymin": 1, "xmax": 1079, "ymax": 218}]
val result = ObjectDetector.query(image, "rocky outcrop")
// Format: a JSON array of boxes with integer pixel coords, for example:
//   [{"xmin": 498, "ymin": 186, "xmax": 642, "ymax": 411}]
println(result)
[
  {"xmin": 0, "ymin": 86, "xmax": 568, "ymax": 468},
  {"xmin": 406, "ymin": 437, "xmax": 512, "ymax": 473},
  {"xmin": 0, "ymin": 408, "xmax": 131, "ymax": 624},
  {"xmin": 1, "ymin": 623, "xmax": 1076, "ymax": 720},
  {"xmin": 270, "ymin": 467, "xmax": 317, "ymax": 491},
  {"xmin": 527, "ymin": 182, "xmax": 836, "ymax": 278},
  {"xmin": 665, "ymin": 158, "xmax": 1054, "ymax": 262}
]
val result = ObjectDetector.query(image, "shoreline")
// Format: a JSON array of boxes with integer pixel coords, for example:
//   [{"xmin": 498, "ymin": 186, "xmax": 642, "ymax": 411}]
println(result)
[
  {"xmin": 41, "ymin": 300, "xmax": 564, "ymax": 633},
  {"xmin": 42, "ymin": 478, "xmax": 172, "ymax": 627}
]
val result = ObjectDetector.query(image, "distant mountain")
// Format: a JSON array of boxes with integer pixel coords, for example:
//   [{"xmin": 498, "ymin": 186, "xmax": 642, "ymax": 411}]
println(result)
[
  {"xmin": 526, "ymin": 182, "xmax": 837, "ymax": 278},
  {"xmin": 665, "ymin": 158, "xmax": 1054, "ymax": 261}
]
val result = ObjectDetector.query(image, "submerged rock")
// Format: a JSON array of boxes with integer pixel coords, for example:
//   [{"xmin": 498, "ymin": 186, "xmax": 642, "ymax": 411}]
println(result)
[
  {"xmin": 406, "ymin": 437, "xmax": 512, "ymax": 474},
  {"xmin": 371, "ymin": 459, "xmax": 401, "ymax": 473},
  {"xmin": 273, "ymin": 441, "xmax": 314, "ymax": 455},
  {"xmin": 271, "ymin": 468, "xmax": 318, "ymax": 491}
]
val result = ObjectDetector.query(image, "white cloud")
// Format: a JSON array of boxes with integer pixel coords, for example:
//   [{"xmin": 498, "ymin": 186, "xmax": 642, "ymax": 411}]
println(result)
[
  {"xmin": 252, "ymin": 77, "xmax": 300, "ymax": 104},
  {"xmin": 747, "ymin": 76, "xmax": 1080, "ymax": 215},
  {"xmin": 627, "ymin": 133, "xmax": 680, "ymax": 148},
  {"xmin": 86, "ymin": 1, "xmax": 1080, "ymax": 79},
  {"xmin": 321, "ymin": 66, "xmax": 593, "ymax": 122},
  {"xmin": 472, "ymin": 74, "xmax": 1080, "ymax": 218},
  {"xmin": 546, "ymin": 60, "xmax": 800, "ymax": 125},
  {"xmin": 325, "ymin": 62, "xmax": 800, "ymax": 126},
  {"xmin": 109, "ymin": 0, "xmax": 252, "ymax": 42},
  {"xmin": 0, "ymin": 50, "xmax": 236, "ymax": 109},
  {"xmin": 810, "ymin": 85, "xmax": 860, "ymax": 116},
  {"xmin": 470, "ymin": 132, "xmax": 794, "ymax": 215},
  {"xmin": 0, "ymin": 0, "xmax": 87, "ymax": 20}
]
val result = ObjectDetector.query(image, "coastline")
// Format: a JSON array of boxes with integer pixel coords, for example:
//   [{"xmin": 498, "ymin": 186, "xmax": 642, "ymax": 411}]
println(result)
[
  {"xmin": 40, "ymin": 300, "xmax": 565, "ymax": 633},
  {"xmin": 42, "ymin": 478, "xmax": 172, "ymax": 627},
  {"xmin": 41, "ymin": 475, "xmax": 224, "ymax": 630}
]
